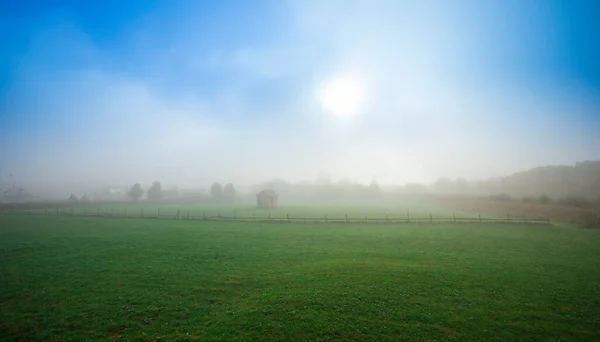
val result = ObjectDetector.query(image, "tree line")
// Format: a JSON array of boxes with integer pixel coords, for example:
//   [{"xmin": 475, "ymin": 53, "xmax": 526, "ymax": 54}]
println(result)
[{"xmin": 125, "ymin": 182, "xmax": 237, "ymax": 202}]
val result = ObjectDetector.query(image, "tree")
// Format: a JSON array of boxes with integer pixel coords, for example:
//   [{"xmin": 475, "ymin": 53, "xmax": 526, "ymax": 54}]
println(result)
[
  {"xmin": 147, "ymin": 181, "xmax": 163, "ymax": 201},
  {"xmin": 224, "ymin": 183, "xmax": 237, "ymax": 202},
  {"xmin": 210, "ymin": 182, "xmax": 223, "ymax": 199},
  {"xmin": 128, "ymin": 183, "xmax": 144, "ymax": 201}
]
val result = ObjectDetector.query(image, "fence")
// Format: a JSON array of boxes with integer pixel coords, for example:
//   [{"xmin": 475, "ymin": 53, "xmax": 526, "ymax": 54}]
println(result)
[{"xmin": 0, "ymin": 206, "xmax": 551, "ymax": 225}]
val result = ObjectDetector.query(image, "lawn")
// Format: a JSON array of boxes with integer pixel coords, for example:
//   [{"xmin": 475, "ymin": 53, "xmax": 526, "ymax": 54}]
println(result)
[{"xmin": 1, "ymin": 215, "xmax": 599, "ymax": 341}]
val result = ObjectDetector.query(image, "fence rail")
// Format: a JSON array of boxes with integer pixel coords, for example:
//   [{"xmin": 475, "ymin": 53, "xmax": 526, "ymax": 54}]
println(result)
[{"xmin": 0, "ymin": 207, "xmax": 551, "ymax": 225}]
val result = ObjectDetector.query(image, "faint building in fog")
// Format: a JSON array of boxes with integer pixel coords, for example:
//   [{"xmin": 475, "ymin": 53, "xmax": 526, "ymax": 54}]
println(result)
[{"xmin": 256, "ymin": 189, "xmax": 278, "ymax": 209}]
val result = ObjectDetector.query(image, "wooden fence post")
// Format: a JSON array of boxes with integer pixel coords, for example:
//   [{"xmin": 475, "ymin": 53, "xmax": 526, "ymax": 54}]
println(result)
[
  {"xmin": 429, "ymin": 212, "xmax": 433, "ymax": 223},
  {"xmin": 453, "ymin": 213, "xmax": 456, "ymax": 222},
  {"xmin": 506, "ymin": 213, "xmax": 510, "ymax": 223},
  {"xmin": 304, "ymin": 215, "xmax": 307, "ymax": 224},
  {"xmin": 287, "ymin": 214, "xmax": 290, "ymax": 223}
]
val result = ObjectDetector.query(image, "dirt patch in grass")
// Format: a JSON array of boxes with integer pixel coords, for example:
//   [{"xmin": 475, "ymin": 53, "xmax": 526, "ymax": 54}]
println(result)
[{"xmin": 431, "ymin": 196, "xmax": 600, "ymax": 228}]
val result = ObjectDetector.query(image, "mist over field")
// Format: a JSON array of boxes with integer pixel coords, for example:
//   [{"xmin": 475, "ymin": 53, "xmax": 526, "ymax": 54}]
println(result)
[
  {"xmin": 1, "ymin": 0, "xmax": 599, "ymax": 200},
  {"xmin": 3, "ymin": 3, "xmax": 600, "ymax": 340}
]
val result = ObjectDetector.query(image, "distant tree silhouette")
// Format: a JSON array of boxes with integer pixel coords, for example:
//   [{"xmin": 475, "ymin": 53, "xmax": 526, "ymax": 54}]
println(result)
[
  {"xmin": 481, "ymin": 160, "xmax": 600, "ymax": 199},
  {"xmin": 147, "ymin": 181, "xmax": 163, "ymax": 201},
  {"xmin": 128, "ymin": 183, "xmax": 144, "ymax": 201},
  {"xmin": 210, "ymin": 182, "xmax": 223, "ymax": 199},
  {"xmin": 224, "ymin": 183, "xmax": 237, "ymax": 202}
]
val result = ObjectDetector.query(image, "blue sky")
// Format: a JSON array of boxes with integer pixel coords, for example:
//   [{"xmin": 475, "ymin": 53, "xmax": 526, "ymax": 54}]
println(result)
[{"xmin": 1, "ymin": 0, "xmax": 599, "ymax": 193}]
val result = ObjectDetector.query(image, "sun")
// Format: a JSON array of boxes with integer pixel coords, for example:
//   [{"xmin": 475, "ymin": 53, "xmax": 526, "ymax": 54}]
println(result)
[{"xmin": 320, "ymin": 77, "xmax": 365, "ymax": 118}]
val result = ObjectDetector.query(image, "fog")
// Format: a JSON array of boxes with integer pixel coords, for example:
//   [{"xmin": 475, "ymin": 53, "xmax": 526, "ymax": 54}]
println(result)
[{"xmin": 1, "ymin": 0, "xmax": 599, "ymax": 199}]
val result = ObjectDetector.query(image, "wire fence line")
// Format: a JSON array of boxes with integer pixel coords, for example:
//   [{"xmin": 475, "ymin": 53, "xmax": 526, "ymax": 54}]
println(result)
[{"xmin": 0, "ymin": 207, "xmax": 551, "ymax": 225}]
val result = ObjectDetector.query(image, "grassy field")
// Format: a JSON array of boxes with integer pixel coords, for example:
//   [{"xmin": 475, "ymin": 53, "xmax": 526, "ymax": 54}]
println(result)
[
  {"xmin": 1, "ymin": 215, "xmax": 599, "ymax": 341},
  {"xmin": 15, "ymin": 200, "xmax": 507, "ymax": 221}
]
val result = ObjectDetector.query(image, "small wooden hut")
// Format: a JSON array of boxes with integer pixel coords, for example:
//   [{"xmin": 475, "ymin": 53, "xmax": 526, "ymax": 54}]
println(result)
[{"xmin": 256, "ymin": 189, "xmax": 278, "ymax": 209}]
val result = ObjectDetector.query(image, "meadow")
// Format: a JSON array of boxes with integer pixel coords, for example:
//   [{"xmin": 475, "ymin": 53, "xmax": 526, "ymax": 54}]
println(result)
[
  {"xmin": 1, "ymin": 214, "xmax": 599, "ymax": 341},
  {"xmin": 11, "ymin": 199, "xmax": 512, "ymax": 222}
]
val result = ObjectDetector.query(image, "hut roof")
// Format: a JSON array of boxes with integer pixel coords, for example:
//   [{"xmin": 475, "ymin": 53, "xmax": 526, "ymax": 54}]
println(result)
[{"xmin": 257, "ymin": 189, "xmax": 278, "ymax": 197}]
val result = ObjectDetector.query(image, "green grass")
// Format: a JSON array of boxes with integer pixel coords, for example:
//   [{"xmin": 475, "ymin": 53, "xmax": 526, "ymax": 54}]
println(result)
[
  {"xmin": 1, "ymin": 215, "xmax": 599, "ymax": 341},
  {"xmin": 30, "ymin": 200, "xmax": 498, "ymax": 220}
]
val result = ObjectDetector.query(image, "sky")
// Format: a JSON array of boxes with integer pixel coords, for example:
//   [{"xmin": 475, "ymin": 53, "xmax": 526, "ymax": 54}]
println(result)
[{"xmin": 1, "ymin": 0, "xmax": 599, "ymax": 193}]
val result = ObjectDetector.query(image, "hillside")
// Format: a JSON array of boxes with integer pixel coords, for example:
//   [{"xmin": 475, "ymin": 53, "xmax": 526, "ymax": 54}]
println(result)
[{"xmin": 486, "ymin": 160, "xmax": 600, "ymax": 199}]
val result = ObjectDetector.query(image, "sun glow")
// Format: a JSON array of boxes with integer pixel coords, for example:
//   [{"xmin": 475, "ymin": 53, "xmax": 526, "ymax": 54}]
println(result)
[{"xmin": 320, "ymin": 77, "xmax": 365, "ymax": 118}]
